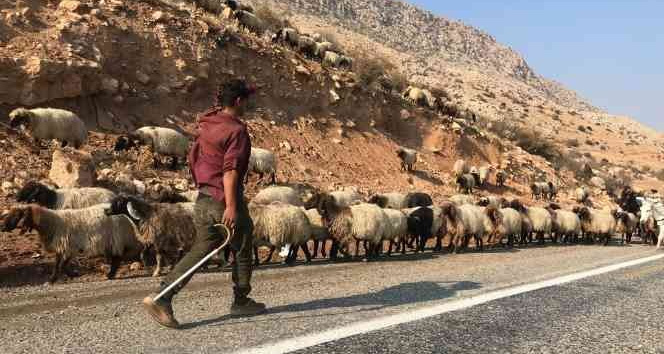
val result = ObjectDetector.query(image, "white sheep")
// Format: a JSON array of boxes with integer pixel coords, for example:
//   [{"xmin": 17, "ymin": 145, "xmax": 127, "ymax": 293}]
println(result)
[
  {"xmin": 616, "ymin": 211, "xmax": 638, "ymax": 244},
  {"xmin": 115, "ymin": 126, "xmax": 190, "ymax": 169},
  {"xmin": 303, "ymin": 208, "xmax": 331, "ymax": 259},
  {"xmin": 248, "ymin": 147, "xmax": 278, "ymax": 185},
  {"xmin": 2, "ymin": 204, "xmax": 141, "ymax": 283},
  {"xmin": 382, "ymin": 208, "xmax": 409, "ymax": 256},
  {"xmin": 453, "ymin": 159, "xmax": 469, "ymax": 178},
  {"xmin": 509, "ymin": 200, "xmax": 553, "ymax": 244},
  {"xmin": 402, "ymin": 86, "xmax": 428, "ymax": 107},
  {"xmin": 487, "ymin": 207, "xmax": 522, "ymax": 247},
  {"xmin": 314, "ymin": 41, "xmax": 335, "ymax": 59},
  {"xmin": 478, "ymin": 166, "xmax": 492, "ymax": 186},
  {"xmin": 9, "ymin": 107, "xmax": 88, "ymax": 148},
  {"xmin": 449, "ymin": 194, "xmax": 476, "ymax": 206},
  {"xmin": 440, "ymin": 203, "xmax": 493, "ymax": 253},
  {"xmin": 574, "ymin": 187, "xmax": 590, "ymax": 204},
  {"xmin": 16, "ymin": 181, "xmax": 116, "ymax": 209},
  {"xmin": 368, "ymin": 192, "xmax": 407, "ymax": 209},
  {"xmin": 477, "ymin": 196, "xmax": 507, "ymax": 209},
  {"xmin": 456, "ymin": 174, "xmax": 476, "ymax": 194},
  {"xmin": 322, "ymin": 51, "xmax": 353, "ymax": 69},
  {"xmin": 250, "ymin": 202, "xmax": 313, "ymax": 265},
  {"xmin": 329, "ymin": 189, "xmax": 363, "ymax": 207},
  {"xmin": 547, "ymin": 205, "xmax": 582, "ymax": 244},
  {"xmin": 317, "ymin": 195, "xmax": 388, "ymax": 260},
  {"xmin": 252, "ymin": 186, "xmax": 303, "ymax": 206},
  {"xmin": 573, "ymin": 207, "xmax": 617, "ymax": 245},
  {"xmin": 396, "ymin": 147, "xmax": 417, "ymax": 172},
  {"xmin": 233, "ymin": 10, "xmax": 264, "ymax": 34}
]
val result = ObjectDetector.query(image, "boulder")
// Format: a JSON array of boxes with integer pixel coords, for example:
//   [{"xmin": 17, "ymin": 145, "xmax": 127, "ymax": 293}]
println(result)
[{"xmin": 49, "ymin": 148, "xmax": 96, "ymax": 188}]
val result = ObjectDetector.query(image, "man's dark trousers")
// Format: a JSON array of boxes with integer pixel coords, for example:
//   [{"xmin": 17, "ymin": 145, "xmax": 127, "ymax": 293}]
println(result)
[{"xmin": 162, "ymin": 192, "xmax": 254, "ymax": 302}]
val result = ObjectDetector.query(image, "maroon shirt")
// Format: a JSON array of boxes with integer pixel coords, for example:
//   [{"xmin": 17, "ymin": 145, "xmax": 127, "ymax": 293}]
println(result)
[{"xmin": 188, "ymin": 107, "xmax": 251, "ymax": 203}]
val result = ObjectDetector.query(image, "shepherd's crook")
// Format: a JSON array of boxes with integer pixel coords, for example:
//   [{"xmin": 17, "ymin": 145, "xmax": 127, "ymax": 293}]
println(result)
[{"xmin": 152, "ymin": 224, "xmax": 232, "ymax": 302}]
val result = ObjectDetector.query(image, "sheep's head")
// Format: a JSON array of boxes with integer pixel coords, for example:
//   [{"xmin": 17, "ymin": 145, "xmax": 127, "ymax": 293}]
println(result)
[
  {"xmin": 316, "ymin": 193, "xmax": 340, "ymax": 221},
  {"xmin": 2, "ymin": 206, "xmax": 36, "ymax": 234},
  {"xmin": 16, "ymin": 181, "xmax": 56, "ymax": 207},
  {"xmin": 106, "ymin": 195, "xmax": 151, "ymax": 221},
  {"xmin": 509, "ymin": 199, "xmax": 527, "ymax": 213},
  {"xmin": 530, "ymin": 184, "xmax": 538, "ymax": 193},
  {"xmin": 575, "ymin": 207, "xmax": 591, "ymax": 221},
  {"xmin": 455, "ymin": 175, "xmax": 466, "ymax": 186},
  {"xmin": 225, "ymin": 0, "xmax": 238, "ymax": 10},
  {"xmin": 548, "ymin": 203, "xmax": 561, "ymax": 210},
  {"xmin": 485, "ymin": 206, "xmax": 503, "ymax": 227},
  {"xmin": 367, "ymin": 195, "xmax": 388, "ymax": 208},
  {"xmin": 113, "ymin": 135, "xmax": 139, "ymax": 152},
  {"xmin": 477, "ymin": 198, "xmax": 490, "ymax": 207},
  {"xmin": 8, "ymin": 108, "xmax": 32, "ymax": 129}
]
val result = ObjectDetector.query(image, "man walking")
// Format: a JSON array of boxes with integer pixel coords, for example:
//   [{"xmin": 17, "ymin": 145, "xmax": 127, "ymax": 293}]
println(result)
[{"xmin": 143, "ymin": 79, "xmax": 266, "ymax": 328}]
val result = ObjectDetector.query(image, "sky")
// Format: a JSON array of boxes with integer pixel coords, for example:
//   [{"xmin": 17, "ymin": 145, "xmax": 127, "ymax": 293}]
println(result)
[{"xmin": 407, "ymin": 0, "xmax": 663, "ymax": 131}]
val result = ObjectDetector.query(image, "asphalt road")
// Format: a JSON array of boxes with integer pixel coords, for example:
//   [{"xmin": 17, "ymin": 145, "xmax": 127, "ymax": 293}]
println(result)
[
  {"xmin": 295, "ymin": 258, "xmax": 664, "ymax": 354},
  {"xmin": 0, "ymin": 244, "xmax": 662, "ymax": 354}
]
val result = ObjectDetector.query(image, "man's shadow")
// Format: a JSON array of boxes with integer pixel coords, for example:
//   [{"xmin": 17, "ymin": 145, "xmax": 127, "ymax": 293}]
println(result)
[{"xmin": 181, "ymin": 280, "xmax": 482, "ymax": 329}]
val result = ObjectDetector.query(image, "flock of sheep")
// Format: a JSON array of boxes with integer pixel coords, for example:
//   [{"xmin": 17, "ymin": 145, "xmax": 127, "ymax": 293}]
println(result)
[{"xmin": 2, "ymin": 1, "xmax": 660, "ymax": 285}]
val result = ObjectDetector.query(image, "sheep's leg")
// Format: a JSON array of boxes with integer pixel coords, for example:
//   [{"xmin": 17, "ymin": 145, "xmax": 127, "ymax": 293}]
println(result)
[
  {"xmin": 603, "ymin": 234, "xmax": 610, "ymax": 246},
  {"xmin": 153, "ymin": 155, "xmax": 161, "ymax": 168},
  {"xmin": 657, "ymin": 228, "xmax": 664, "ymax": 249},
  {"xmin": 253, "ymin": 246, "xmax": 260, "ymax": 266},
  {"xmin": 387, "ymin": 240, "xmax": 394, "ymax": 256},
  {"xmin": 400, "ymin": 239, "xmax": 407, "ymax": 254},
  {"xmin": 170, "ymin": 156, "xmax": 179, "ymax": 170},
  {"xmin": 434, "ymin": 236, "xmax": 443, "ymax": 252},
  {"xmin": 476, "ymin": 235, "xmax": 484, "ymax": 252},
  {"xmin": 152, "ymin": 253, "xmax": 163, "ymax": 277},
  {"xmin": 312, "ymin": 240, "xmax": 320, "ymax": 258},
  {"xmin": 270, "ymin": 172, "xmax": 277, "ymax": 185},
  {"xmin": 265, "ymin": 246, "xmax": 276, "ymax": 264},
  {"xmin": 49, "ymin": 253, "xmax": 64, "ymax": 284},
  {"xmin": 301, "ymin": 244, "xmax": 312, "ymax": 263},
  {"xmin": 354, "ymin": 240, "xmax": 361, "ymax": 257},
  {"xmin": 284, "ymin": 246, "xmax": 297, "ymax": 265},
  {"xmin": 107, "ymin": 256, "xmax": 121, "ymax": 280},
  {"xmin": 329, "ymin": 241, "xmax": 339, "ymax": 261},
  {"xmin": 320, "ymin": 240, "xmax": 328, "ymax": 258}
]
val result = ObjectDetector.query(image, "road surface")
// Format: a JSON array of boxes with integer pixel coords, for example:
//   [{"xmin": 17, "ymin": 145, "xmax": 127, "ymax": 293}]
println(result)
[{"xmin": 0, "ymin": 244, "xmax": 662, "ymax": 353}]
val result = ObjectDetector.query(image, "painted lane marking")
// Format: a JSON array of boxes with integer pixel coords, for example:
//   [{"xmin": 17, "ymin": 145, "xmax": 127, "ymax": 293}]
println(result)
[{"xmin": 234, "ymin": 253, "xmax": 664, "ymax": 354}]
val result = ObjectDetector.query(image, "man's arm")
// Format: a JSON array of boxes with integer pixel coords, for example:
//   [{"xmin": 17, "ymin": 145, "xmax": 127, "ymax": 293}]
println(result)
[{"xmin": 222, "ymin": 170, "xmax": 240, "ymax": 230}]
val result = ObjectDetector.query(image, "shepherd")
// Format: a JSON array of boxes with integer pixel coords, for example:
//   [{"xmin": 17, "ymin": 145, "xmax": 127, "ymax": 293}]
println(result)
[{"xmin": 142, "ymin": 79, "xmax": 266, "ymax": 328}]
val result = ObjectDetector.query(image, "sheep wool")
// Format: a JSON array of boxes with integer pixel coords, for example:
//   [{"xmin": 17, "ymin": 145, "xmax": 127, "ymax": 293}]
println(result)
[
  {"xmin": 9, "ymin": 107, "xmax": 88, "ymax": 148},
  {"xmin": 252, "ymin": 186, "xmax": 302, "ymax": 206},
  {"xmin": 382, "ymin": 208, "xmax": 408, "ymax": 242},
  {"xmin": 249, "ymin": 147, "xmax": 278, "ymax": 183},
  {"xmin": 3, "ymin": 204, "xmax": 141, "ymax": 282},
  {"xmin": 250, "ymin": 202, "xmax": 312, "ymax": 249},
  {"xmin": 134, "ymin": 126, "xmax": 190, "ymax": 158}
]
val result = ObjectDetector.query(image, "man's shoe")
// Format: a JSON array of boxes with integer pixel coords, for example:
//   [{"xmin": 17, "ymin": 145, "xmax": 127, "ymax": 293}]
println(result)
[
  {"xmin": 142, "ymin": 296, "xmax": 179, "ymax": 329},
  {"xmin": 230, "ymin": 298, "xmax": 267, "ymax": 317}
]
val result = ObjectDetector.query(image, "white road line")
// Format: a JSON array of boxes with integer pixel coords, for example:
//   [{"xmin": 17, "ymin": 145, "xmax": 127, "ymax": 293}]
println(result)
[{"xmin": 235, "ymin": 253, "xmax": 664, "ymax": 354}]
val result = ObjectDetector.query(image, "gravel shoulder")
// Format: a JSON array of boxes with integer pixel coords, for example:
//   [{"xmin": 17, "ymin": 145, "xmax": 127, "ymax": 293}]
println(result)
[{"xmin": 0, "ymin": 244, "xmax": 659, "ymax": 353}]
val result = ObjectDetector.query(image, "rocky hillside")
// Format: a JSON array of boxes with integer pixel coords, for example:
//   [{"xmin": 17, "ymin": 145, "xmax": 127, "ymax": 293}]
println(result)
[
  {"xmin": 0, "ymin": 0, "xmax": 662, "ymax": 285},
  {"xmin": 253, "ymin": 0, "xmax": 595, "ymax": 112}
]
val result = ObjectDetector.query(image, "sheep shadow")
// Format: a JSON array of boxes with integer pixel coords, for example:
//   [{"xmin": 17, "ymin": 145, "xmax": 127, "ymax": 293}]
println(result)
[
  {"xmin": 410, "ymin": 170, "xmax": 444, "ymax": 186},
  {"xmin": 181, "ymin": 280, "xmax": 482, "ymax": 329}
]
